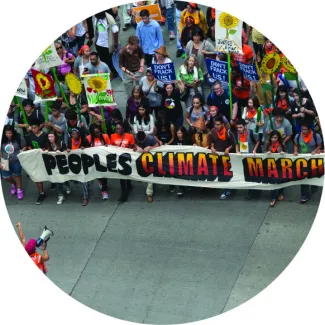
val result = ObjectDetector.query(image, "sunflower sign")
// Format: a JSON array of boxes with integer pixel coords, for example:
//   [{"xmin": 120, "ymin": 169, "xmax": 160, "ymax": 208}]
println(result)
[
  {"xmin": 31, "ymin": 68, "xmax": 56, "ymax": 100},
  {"xmin": 35, "ymin": 43, "xmax": 63, "ymax": 70},
  {"xmin": 215, "ymin": 11, "xmax": 243, "ymax": 54},
  {"xmin": 82, "ymin": 73, "xmax": 116, "ymax": 107}
]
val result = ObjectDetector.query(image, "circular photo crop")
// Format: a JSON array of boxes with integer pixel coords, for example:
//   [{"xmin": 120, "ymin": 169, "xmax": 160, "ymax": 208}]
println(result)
[{"xmin": 1, "ymin": 2, "xmax": 323, "ymax": 324}]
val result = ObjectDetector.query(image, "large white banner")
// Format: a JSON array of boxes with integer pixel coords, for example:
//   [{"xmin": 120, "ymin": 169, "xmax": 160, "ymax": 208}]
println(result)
[
  {"xmin": 17, "ymin": 146, "xmax": 324, "ymax": 190},
  {"xmin": 215, "ymin": 10, "xmax": 243, "ymax": 54}
]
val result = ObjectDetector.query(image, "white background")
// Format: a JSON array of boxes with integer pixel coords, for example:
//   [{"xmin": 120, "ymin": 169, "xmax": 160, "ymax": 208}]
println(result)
[{"xmin": 0, "ymin": 0, "xmax": 324, "ymax": 324}]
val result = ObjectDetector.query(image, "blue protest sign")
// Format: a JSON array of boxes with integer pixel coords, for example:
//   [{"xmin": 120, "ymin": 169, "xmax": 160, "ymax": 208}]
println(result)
[
  {"xmin": 151, "ymin": 63, "xmax": 176, "ymax": 83},
  {"xmin": 205, "ymin": 58, "xmax": 228, "ymax": 86},
  {"xmin": 236, "ymin": 61, "xmax": 260, "ymax": 81}
]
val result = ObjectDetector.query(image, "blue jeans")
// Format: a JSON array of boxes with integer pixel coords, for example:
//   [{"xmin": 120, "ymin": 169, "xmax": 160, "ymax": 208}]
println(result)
[
  {"xmin": 166, "ymin": 8, "xmax": 175, "ymax": 33},
  {"xmin": 1, "ymin": 161, "xmax": 22, "ymax": 178},
  {"xmin": 271, "ymin": 188, "xmax": 284, "ymax": 200},
  {"xmin": 176, "ymin": 8, "xmax": 181, "ymax": 49}
]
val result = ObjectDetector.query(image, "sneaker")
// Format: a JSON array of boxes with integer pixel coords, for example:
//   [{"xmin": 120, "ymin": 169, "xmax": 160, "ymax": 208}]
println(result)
[
  {"xmin": 17, "ymin": 189, "xmax": 24, "ymax": 200},
  {"xmin": 57, "ymin": 195, "xmax": 64, "ymax": 205},
  {"xmin": 169, "ymin": 185, "xmax": 176, "ymax": 193},
  {"xmin": 102, "ymin": 191, "xmax": 109, "ymax": 200},
  {"xmin": 181, "ymin": 52, "xmax": 186, "ymax": 59},
  {"xmin": 36, "ymin": 193, "xmax": 46, "ymax": 205},
  {"xmin": 122, "ymin": 23, "xmax": 131, "ymax": 31},
  {"xmin": 220, "ymin": 191, "xmax": 231, "ymax": 200},
  {"xmin": 50, "ymin": 183, "xmax": 56, "ymax": 191},
  {"xmin": 169, "ymin": 31, "xmax": 176, "ymax": 40},
  {"xmin": 66, "ymin": 187, "xmax": 71, "ymax": 195},
  {"xmin": 300, "ymin": 196, "xmax": 309, "ymax": 204},
  {"xmin": 177, "ymin": 188, "xmax": 184, "ymax": 196},
  {"xmin": 176, "ymin": 49, "xmax": 183, "ymax": 57},
  {"xmin": 10, "ymin": 184, "xmax": 17, "ymax": 195}
]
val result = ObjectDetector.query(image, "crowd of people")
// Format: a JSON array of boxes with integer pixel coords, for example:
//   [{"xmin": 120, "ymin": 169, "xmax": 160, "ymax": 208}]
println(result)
[{"xmin": 1, "ymin": 2, "xmax": 323, "ymax": 210}]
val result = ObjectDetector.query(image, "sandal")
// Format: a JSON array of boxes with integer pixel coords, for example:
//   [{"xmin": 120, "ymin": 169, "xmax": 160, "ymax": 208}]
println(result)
[
  {"xmin": 269, "ymin": 199, "xmax": 276, "ymax": 207},
  {"xmin": 82, "ymin": 199, "xmax": 88, "ymax": 206},
  {"xmin": 278, "ymin": 194, "xmax": 284, "ymax": 201}
]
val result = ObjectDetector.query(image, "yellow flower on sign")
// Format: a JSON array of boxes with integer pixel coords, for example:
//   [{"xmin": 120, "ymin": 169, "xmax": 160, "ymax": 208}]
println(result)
[
  {"xmin": 65, "ymin": 73, "xmax": 83, "ymax": 95},
  {"xmin": 36, "ymin": 73, "xmax": 51, "ymax": 90},
  {"xmin": 219, "ymin": 12, "xmax": 239, "ymax": 29},
  {"xmin": 88, "ymin": 76, "xmax": 107, "ymax": 92},
  {"xmin": 241, "ymin": 143, "xmax": 248, "ymax": 150},
  {"xmin": 282, "ymin": 56, "xmax": 297, "ymax": 74},
  {"xmin": 261, "ymin": 53, "xmax": 281, "ymax": 74}
]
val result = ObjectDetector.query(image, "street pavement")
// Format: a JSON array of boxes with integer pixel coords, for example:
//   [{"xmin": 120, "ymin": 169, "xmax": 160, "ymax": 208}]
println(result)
[{"xmin": 2, "ymin": 5, "xmax": 324, "ymax": 324}]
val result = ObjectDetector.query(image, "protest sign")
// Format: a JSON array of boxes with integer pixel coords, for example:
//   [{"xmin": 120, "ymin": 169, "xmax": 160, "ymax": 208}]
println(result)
[
  {"xmin": 82, "ymin": 73, "xmax": 116, "ymax": 107},
  {"xmin": 35, "ymin": 43, "xmax": 63, "ymax": 70},
  {"xmin": 205, "ymin": 58, "xmax": 228, "ymax": 87},
  {"xmin": 215, "ymin": 11, "xmax": 243, "ymax": 54},
  {"xmin": 15, "ymin": 79, "xmax": 28, "ymax": 99},
  {"xmin": 18, "ymin": 146, "xmax": 324, "ymax": 190},
  {"xmin": 133, "ymin": 4, "xmax": 162, "ymax": 24},
  {"xmin": 31, "ymin": 68, "xmax": 57, "ymax": 100},
  {"xmin": 236, "ymin": 61, "xmax": 259, "ymax": 81},
  {"xmin": 151, "ymin": 63, "xmax": 176, "ymax": 83}
]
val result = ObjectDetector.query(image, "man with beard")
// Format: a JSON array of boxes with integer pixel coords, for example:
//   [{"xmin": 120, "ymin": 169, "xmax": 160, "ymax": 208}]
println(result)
[{"xmin": 83, "ymin": 51, "xmax": 110, "ymax": 74}]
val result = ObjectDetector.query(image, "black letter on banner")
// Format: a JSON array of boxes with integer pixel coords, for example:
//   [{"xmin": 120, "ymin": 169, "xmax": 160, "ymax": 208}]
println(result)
[
  {"xmin": 118, "ymin": 153, "xmax": 132, "ymax": 176},
  {"xmin": 81, "ymin": 154, "xmax": 94, "ymax": 175},
  {"xmin": 42, "ymin": 154, "xmax": 56, "ymax": 175},
  {"xmin": 106, "ymin": 154, "xmax": 117, "ymax": 172},
  {"xmin": 68, "ymin": 154, "xmax": 82, "ymax": 174},
  {"xmin": 93, "ymin": 154, "xmax": 107, "ymax": 172},
  {"xmin": 56, "ymin": 155, "xmax": 69, "ymax": 174}
]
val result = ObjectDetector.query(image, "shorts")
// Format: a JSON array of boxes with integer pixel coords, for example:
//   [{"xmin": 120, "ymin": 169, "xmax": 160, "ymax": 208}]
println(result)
[{"xmin": 1, "ymin": 161, "xmax": 22, "ymax": 178}]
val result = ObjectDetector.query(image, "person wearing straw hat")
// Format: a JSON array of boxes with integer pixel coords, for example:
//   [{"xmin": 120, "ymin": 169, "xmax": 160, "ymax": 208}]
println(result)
[{"xmin": 152, "ymin": 46, "xmax": 172, "ymax": 65}]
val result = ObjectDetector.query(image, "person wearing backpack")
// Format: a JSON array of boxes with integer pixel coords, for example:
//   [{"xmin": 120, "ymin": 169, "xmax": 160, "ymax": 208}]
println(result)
[
  {"xmin": 235, "ymin": 119, "xmax": 261, "ymax": 200},
  {"xmin": 293, "ymin": 121, "xmax": 322, "ymax": 204},
  {"xmin": 210, "ymin": 115, "xmax": 236, "ymax": 200},
  {"xmin": 0, "ymin": 125, "xmax": 26, "ymax": 200}
]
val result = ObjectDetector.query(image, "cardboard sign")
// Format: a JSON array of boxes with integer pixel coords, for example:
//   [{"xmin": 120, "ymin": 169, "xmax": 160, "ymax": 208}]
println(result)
[{"xmin": 133, "ymin": 4, "xmax": 162, "ymax": 24}]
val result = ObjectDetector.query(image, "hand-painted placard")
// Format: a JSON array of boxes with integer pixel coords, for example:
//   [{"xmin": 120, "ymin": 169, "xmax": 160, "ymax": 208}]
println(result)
[
  {"xmin": 236, "ymin": 61, "xmax": 259, "ymax": 81},
  {"xmin": 151, "ymin": 63, "xmax": 176, "ymax": 83}
]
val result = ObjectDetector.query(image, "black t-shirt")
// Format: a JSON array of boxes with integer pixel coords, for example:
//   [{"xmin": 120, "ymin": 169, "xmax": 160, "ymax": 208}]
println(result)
[
  {"xmin": 18, "ymin": 109, "xmax": 45, "ymax": 125},
  {"xmin": 207, "ymin": 90, "xmax": 238, "ymax": 121},
  {"xmin": 26, "ymin": 132, "xmax": 48, "ymax": 149},
  {"xmin": 136, "ymin": 134, "xmax": 157, "ymax": 149},
  {"xmin": 290, "ymin": 99, "xmax": 315, "ymax": 127}
]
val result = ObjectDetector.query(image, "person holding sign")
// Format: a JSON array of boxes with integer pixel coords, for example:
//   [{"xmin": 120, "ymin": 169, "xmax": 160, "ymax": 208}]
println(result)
[
  {"xmin": 119, "ymin": 35, "xmax": 145, "ymax": 96},
  {"xmin": 0, "ymin": 125, "xmax": 26, "ymax": 200},
  {"xmin": 177, "ymin": 54, "xmax": 204, "ymax": 108},
  {"xmin": 136, "ymin": 9, "xmax": 164, "ymax": 67},
  {"xmin": 152, "ymin": 46, "xmax": 172, "ymax": 64},
  {"xmin": 185, "ymin": 27, "xmax": 215, "ymax": 82}
]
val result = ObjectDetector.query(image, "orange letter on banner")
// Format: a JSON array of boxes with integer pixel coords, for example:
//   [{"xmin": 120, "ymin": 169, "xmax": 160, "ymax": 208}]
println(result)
[
  {"xmin": 142, "ymin": 153, "xmax": 154, "ymax": 174},
  {"xmin": 177, "ymin": 153, "xmax": 194, "ymax": 176},
  {"xmin": 208, "ymin": 154, "xmax": 219, "ymax": 176},
  {"xmin": 197, "ymin": 153, "xmax": 208, "ymax": 175},
  {"xmin": 222, "ymin": 156, "xmax": 232, "ymax": 177},
  {"xmin": 281, "ymin": 159, "xmax": 293, "ymax": 179},
  {"xmin": 156, "ymin": 152, "xmax": 166, "ymax": 176},
  {"xmin": 246, "ymin": 158, "xmax": 264, "ymax": 177},
  {"xmin": 311, "ymin": 158, "xmax": 324, "ymax": 177},
  {"xmin": 267, "ymin": 158, "xmax": 279, "ymax": 179},
  {"xmin": 296, "ymin": 158, "xmax": 308, "ymax": 179},
  {"xmin": 168, "ymin": 152, "xmax": 174, "ymax": 176}
]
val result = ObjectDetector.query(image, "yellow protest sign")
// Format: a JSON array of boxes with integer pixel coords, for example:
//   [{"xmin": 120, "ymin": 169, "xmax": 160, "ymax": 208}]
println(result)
[{"xmin": 133, "ymin": 4, "xmax": 162, "ymax": 24}]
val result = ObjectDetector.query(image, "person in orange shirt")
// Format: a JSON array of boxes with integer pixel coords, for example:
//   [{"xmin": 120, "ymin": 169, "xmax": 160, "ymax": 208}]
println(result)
[
  {"xmin": 111, "ymin": 122, "xmax": 135, "ymax": 202},
  {"xmin": 231, "ymin": 35, "xmax": 254, "ymax": 67},
  {"xmin": 15, "ymin": 222, "xmax": 49, "ymax": 274},
  {"xmin": 86, "ymin": 124, "xmax": 110, "ymax": 200}
]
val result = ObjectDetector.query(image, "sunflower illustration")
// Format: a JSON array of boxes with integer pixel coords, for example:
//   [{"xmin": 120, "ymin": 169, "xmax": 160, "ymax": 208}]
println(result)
[
  {"xmin": 261, "ymin": 53, "xmax": 281, "ymax": 74},
  {"xmin": 36, "ymin": 73, "xmax": 51, "ymax": 91},
  {"xmin": 219, "ymin": 12, "xmax": 239, "ymax": 29},
  {"xmin": 65, "ymin": 73, "xmax": 83, "ymax": 95},
  {"xmin": 281, "ymin": 56, "xmax": 297, "ymax": 74},
  {"xmin": 88, "ymin": 76, "xmax": 107, "ymax": 92},
  {"xmin": 241, "ymin": 143, "xmax": 248, "ymax": 150}
]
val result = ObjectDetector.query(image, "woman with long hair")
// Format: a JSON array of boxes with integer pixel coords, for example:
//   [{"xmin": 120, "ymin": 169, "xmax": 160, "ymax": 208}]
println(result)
[
  {"xmin": 264, "ymin": 130, "xmax": 286, "ymax": 207},
  {"xmin": 86, "ymin": 124, "xmax": 110, "ymax": 200},
  {"xmin": 132, "ymin": 105, "xmax": 155, "ymax": 135},
  {"xmin": 275, "ymin": 85, "xmax": 293, "ymax": 118},
  {"xmin": 0, "ymin": 125, "xmax": 26, "ymax": 200},
  {"xmin": 154, "ymin": 111, "xmax": 175, "ymax": 146},
  {"xmin": 177, "ymin": 54, "xmax": 204, "ymax": 107},
  {"xmin": 185, "ymin": 94, "xmax": 209, "ymax": 130},
  {"xmin": 73, "ymin": 45, "xmax": 91, "ymax": 77},
  {"xmin": 66, "ymin": 128, "xmax": 90, "ymax": 206},
  {"xmin": 126, "ymin": 85, "xmax": 149, "ymax": 124}
]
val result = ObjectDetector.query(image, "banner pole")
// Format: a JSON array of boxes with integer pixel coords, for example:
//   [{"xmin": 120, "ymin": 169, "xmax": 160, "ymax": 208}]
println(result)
[
  {"xmin": 227, "ymin": 52, "xmax": 233, "ymax": 119},
  {"xmin": 14, "ymin": 96, "xmax": 28, "ymax": 125},
  {"xmin": 51, "ymin": 67, "xmax": 70, "ymax": 108},
  {"xmin": 75, "ymin": 95, "xmax": 82, "ymax": 123},
  {"xmin": 99, "ymin": 105, "xmax": 107, "ymax": 134}
]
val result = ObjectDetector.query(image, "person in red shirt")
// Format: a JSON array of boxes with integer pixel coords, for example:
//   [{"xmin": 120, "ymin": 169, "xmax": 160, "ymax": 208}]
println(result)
[
  {"xmin": 110, "ymin": 122, "xmax": 135, "ymax": 202},
  {"xmin": 86, "ymin": 124, "xmax": 110, "ymax": 200}
]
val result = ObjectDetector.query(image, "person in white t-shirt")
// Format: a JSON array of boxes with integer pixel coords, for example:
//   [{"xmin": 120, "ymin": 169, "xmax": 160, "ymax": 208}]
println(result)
[{"xmin": 75, "ymin": 20, "xmax": 89, "ymax": 50}]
